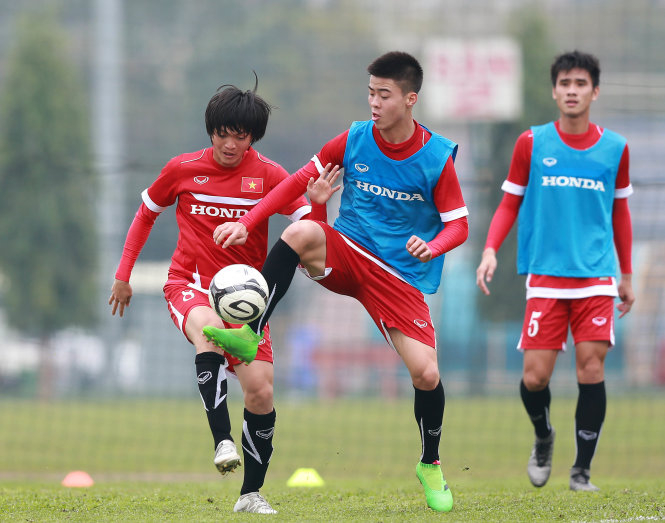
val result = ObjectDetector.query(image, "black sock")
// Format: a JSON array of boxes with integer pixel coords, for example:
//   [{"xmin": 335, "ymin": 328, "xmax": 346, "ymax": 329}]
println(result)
[
  {"xmin": 573, "ymin": 381, "xmax": 606, "ymax": 470},
  {"xmin": 414, "ymin": 380, "xmax": 445, "ymax": 464},
  {"xmin": 249, "ymin": 238, "xmax": 300, "ymax": 334},
  {"xmin": 240, "ymin": 408, "xmax": 276, "ymax": 495},
  {"xmin": 520, "ymin": 379, "xmax": 552, "ymax": 439},
  {"xmin": 195, "ymin": 352, "xmax": 231, "ymax": 449}
]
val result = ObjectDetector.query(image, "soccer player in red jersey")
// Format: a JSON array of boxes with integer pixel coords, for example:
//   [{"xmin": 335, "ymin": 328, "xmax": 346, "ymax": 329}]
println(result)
[
  {"xmin": 204, "ymin": 51, "xmax": 469, "ymax": 512},
  {"xmin": 108, "ymin": 81, "xmax": 323, "ymax": 514},
  {"xmin": 476, "ymin": 51, "xmax": 635, "ymax": 491}
]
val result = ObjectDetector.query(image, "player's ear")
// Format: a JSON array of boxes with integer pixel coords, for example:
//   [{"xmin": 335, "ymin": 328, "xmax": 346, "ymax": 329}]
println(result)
[
  {"xmin": 406, "ymin": 91, "xmax": 418, "ymax": 108},
  {"xmin": 591, "ymin": 85, "xmax": 600, "ymax": 101}
]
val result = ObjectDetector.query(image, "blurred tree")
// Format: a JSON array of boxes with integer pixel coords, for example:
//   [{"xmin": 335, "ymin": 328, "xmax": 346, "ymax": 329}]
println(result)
[
  {"xmin": 476, "ymin": 7, "xmax": 557, "ymax": 324},
  {"xmin": 121, "ymin": 0, "xmax": 378, "ymax": 170},
  {"xmin": 0, "ymin": 13, "xmax": 97, "ymax": 341}
]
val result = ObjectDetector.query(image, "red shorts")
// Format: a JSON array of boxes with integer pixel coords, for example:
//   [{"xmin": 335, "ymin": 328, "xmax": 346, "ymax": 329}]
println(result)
[
  {"xmin": 518, "ymin": 295, "xmax": 615, "ymax": 350},
  {"xmin": 301, "ymin": 223, "xmax": 436, "ymax": 348},
  {"xmin": 163, "ymin": 281, "xmax": 273, "ymax": 371}
]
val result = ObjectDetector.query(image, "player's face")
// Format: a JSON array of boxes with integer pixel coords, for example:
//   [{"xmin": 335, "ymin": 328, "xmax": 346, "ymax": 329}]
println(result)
[
  {"xmin": 552, "ymin": 68, "xmax": 599, "ymax": 119},
  {"xmin": 211, "ymin": 129, "xmax": 252, "ymax": 168},
  {"xmin": 368, "ymin": 76, "xmax": 417, "ymax": 139}
]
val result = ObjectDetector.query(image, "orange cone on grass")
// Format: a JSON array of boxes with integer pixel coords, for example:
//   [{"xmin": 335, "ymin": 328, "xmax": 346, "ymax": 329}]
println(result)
[{"xmin": 62, "ymin": 470, "xmax": 94, "ymax": 487}]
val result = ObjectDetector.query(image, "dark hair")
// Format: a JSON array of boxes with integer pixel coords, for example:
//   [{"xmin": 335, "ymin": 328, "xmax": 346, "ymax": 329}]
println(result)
[
  {"xmin": 205, "ymin": 73, "xmax": 273, "ymax": 144},
  {"xmin": 550, "ymin": 50, "xmax": 601, "ymax": 87},
  {"xmin": 367, "ymin": 51, "xmax": 423, "ymax": 94}
]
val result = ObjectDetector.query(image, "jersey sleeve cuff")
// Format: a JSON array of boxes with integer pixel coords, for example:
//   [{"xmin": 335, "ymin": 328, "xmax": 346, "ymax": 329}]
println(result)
[
  {"xmin": 615, "ymin": 184, "xmax": 633, "ymax": 199},
  {"xmin": 440, "ymin": 206, "xmax": 469, "ymax": 222},
  {"xmin": 311, "ymin": 155, "xmax": 326, "ymax": 174},
  {"xmin": 501, "ymin": 180, "xmax": 526, "ymax": 196},
  {"xmin": 288, "ymin": 205, "xmax": 312, "ymax": 222},
  {"xmin": 142, "ymin": 189, "xmax": 167, "ymax": 213}
]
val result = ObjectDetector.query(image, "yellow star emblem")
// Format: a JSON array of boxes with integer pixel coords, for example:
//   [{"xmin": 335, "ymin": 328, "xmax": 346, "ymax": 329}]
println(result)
[{"xmin": 248, "ymin": 181, "xmax": 256, "ymax": 189}]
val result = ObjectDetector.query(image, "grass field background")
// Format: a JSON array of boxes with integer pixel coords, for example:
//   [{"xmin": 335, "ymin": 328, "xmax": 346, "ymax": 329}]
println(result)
[{"xmin": 1, "ymin": 395, "xmax": 663, "ymax": 520}]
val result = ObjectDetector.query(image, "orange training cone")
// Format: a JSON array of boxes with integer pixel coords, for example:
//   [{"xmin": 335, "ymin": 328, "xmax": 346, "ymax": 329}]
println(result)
[{"xmin": 61, "ymin": 470, "xmax": 94, "ymax": 487}]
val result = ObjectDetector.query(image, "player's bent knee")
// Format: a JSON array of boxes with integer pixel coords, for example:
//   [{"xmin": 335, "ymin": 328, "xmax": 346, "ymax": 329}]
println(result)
[
  {"xmin": 244, "ymin": 397, "xmax": 273, "ymax": 411},
  {"xmin": 411, "ymin": 366, "xmax": 440, "ymax": 390},
  {"xmin": 282, "ymin": 221, "xmax": 324, "ymax": 252},
  {"xmin": 244, "ymin": 388, "xmax": 274, "ymax": 413},
  {"xmin": 281, "ymin": 220, "xmax": 314, "ymax": 241}
]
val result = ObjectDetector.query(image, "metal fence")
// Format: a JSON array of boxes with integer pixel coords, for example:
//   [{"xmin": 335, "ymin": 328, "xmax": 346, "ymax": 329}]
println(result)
[{"xmin": 0, "ymin": 0, "xmax": 663, "ymax": 401}]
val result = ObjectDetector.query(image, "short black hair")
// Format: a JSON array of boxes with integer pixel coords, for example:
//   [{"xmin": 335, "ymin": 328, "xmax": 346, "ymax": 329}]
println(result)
[
  {"xmin": 367, "ymin": 51, "xmax": 423, "ymax": 94},
  {"xmin": 204, "ymin": 74, "xmax": 273, "ymax": 144},
  {"xmin": 550, "ymin": 50, "xmax": 601, "ymax": 87}
]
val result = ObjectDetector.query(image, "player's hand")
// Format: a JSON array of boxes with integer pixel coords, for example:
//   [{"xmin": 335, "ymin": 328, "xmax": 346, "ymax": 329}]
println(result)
[
  {"xmin": 213, "ymin": 222, "xmax": 248, "ymax": 248},
  {"xmin": 476, "ymin": 248, "xmax": 497, "ymax": 296},
  {"xmin": 307, "ymin": 163, "xmax": 342, "ymax": 204},
  {"xmin": 406, "ymin": 235, "xmax": 432, "ymax": 263},
  {"xmin": 109, "ymin": 279, "xmax": 132, "ymax": 317},
  {"xmin": 617, "ymin": 273, "xmax": 635, "ymax": 318}
]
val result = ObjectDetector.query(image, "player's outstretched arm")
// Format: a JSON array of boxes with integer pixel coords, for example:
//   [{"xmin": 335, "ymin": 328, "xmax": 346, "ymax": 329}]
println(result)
[
  {"xmin": 617, "ymin": 273, "xmax": 635, "ymax": 318},
  {"xmin": 213, "ymin": 222, "xmax": 248, "ymax": 248},
  {"xmin": 476, "ymin": 248, "xmax": 498, "ymax": 296},
  {"xmin": 109, "ymin": 279, "xmax": 132, "ymax": 317}
]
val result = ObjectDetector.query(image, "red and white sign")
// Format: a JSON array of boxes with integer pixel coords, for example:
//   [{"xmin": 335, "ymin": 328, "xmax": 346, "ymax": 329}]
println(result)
[{"xmin": 423, "ymin": 38, "xmax": 522, "ymax": 122}]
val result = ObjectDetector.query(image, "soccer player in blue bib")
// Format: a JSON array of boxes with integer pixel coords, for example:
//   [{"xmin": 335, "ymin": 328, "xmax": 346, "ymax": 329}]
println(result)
[
  {"xmin": 476, "ymin": 51, "xmax": 635, "ymax": 491},
  {"xmin": 204, "ymin": 51, "xmax": 469, "ymax": 512}
]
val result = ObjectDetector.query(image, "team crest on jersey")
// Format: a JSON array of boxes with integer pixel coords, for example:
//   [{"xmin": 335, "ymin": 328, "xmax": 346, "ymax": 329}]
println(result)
[
  {"xmin": 414, "ymin": 319, "xmax": 428, "ymax": 328},
  {"xmin": 241, "ymin": 177, "xmax": 264, "ymax": 193},
  {"xmin": 354, "ymin": 163, "xmax": 369, "ymax": 173},
  {"xmin": 194, "ymin": 176, "xmax": 209, "ymax": 185},
  {"xmin": 542, "ymin": 157, "xmax": 557, "ymax": 167}
]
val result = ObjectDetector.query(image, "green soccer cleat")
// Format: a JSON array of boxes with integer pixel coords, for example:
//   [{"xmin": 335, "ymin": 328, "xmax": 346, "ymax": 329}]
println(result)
[
  {"xmin": 202, "ymin": 324, "xmax": 261, "ymax": 364},
  {"xmin": 416, "ymin": 461, "xmax": 453, "ymax": 512}
]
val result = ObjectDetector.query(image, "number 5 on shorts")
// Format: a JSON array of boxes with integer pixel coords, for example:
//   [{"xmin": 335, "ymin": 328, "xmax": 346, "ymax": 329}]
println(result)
[{"xmin": 528, "ymin": 311, "xmax": 542, "ymax": 337}]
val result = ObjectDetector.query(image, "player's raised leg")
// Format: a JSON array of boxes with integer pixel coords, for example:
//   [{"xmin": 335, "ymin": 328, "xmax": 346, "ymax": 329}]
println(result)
[
  {"xmin": 204, "ymin": 221, "xmax": 327, "ymax": 362},
  {"xmin": 203, "ymin": 236, "xmax": 300, "ymax": 362}
]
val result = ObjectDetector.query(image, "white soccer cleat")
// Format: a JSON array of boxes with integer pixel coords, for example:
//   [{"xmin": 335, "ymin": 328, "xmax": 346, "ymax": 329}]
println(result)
[
  {"xmin": 527, "ymin": 429, "xmax": 555, "ymax": 487},
  {"xmin": 214, "ymin": 439, "xmax": 241, "ymax": 475},
  {"xmin": 569, "ymin": 467, "xmax": 600, "ymax": 492},
  {"xmin": 233, "ymin": 492, "xmax": 277, "ymax": 514}
]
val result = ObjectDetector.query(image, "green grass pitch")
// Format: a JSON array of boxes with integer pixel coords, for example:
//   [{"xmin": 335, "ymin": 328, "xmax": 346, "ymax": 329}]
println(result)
[{"xmin": 0, "ymin": 396, "xmax": 663, "ymax": 521}]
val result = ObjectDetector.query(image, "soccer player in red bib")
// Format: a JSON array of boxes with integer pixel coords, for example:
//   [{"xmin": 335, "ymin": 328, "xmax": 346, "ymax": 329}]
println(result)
[
  {"xmin": 204, "ymin": 52, "xmax": 469, "ymax": 512},
  {"xmin": 109, "ymin": 81, "xmax": 323, "ymax": 514},
  {"xmin": 476, "ymin": 51, "xmax": 635, "ymax": 492}
]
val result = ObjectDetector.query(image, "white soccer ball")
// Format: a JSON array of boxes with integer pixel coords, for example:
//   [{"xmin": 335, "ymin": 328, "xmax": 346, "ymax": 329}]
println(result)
[{"xmin": 208, "ymin": 264, "xmax": 269, "ymax": 324}]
